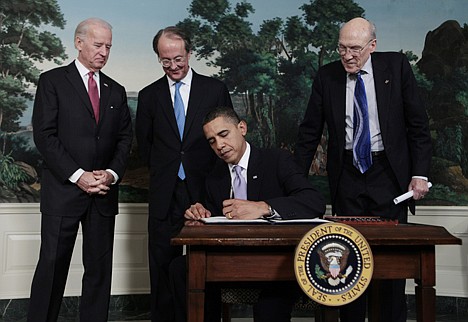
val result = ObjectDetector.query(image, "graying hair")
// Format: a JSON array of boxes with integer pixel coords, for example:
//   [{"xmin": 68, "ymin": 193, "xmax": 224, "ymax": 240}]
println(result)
[
  {"xmin": 152, "ymin": 26, "xmax": 192, "ymax": 56},
  {"xmin": 75, "ymin": 18, "xmax": 112, "ymax": 40},
  {"xmin": 369, "ymin": 20, "xmax": 377, "ymax": 39}
]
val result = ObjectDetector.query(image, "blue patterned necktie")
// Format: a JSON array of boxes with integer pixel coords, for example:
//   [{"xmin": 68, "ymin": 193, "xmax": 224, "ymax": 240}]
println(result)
[
  {"xmin": 233, "ymin": 165, "xmax": 247, "ymax": 200},
  {"xmin": 353, "ymin": 72, "xmax": 372, "ymax": 173},
  {"xmin": 174, "ymin": 82, "xmax": 186, "ymax": 179}
]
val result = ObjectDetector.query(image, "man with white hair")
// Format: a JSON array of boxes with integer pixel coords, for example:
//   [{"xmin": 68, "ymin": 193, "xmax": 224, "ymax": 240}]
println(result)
[
  {"xmin": 28, "ymin": 17, "xmax": 132, "ymax": 322},
  {"xmin": 295, "ymin": 17, "xmax": 432, "ymax": 322}
]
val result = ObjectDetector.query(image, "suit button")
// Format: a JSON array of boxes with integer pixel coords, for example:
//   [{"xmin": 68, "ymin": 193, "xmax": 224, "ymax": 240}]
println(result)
[
  {"xmin": 96, "ymin": 136, "xmax": 100, "ymax": 140},
  {"xmin": 181, "ymin": 151, "xmax": 185, "ymax": 155}
]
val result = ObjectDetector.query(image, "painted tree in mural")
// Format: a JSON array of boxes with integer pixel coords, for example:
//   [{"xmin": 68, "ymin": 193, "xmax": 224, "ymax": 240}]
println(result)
[
  {"xmin": 417, "ymin": 20, "xmax": 468, "ymax": 202},
  {"xmin": 0, "ymin": 0, "xmax": 66, "ymax": 199},
  {"xmin": 178, "ymin": 0, "xmax": 363, "ymax": 148},
  {"xmin": 280, "ymin": 0, "xmax": 363, "ymax": 148}
]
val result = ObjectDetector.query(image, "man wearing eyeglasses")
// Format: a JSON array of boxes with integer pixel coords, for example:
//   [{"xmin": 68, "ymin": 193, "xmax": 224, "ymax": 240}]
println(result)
[
  {"xmin": 295, "ymin": 17, "xmax": 431, "ymax": 322},
  {"xmin": 135, "ymin": 26, "xmax": 232, "ymax": 322}
]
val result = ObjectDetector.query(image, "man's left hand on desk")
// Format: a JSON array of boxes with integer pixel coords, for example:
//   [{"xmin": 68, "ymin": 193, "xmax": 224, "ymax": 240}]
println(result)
[{"xmin": 184, "ymin": 202, "xmax": 212, "ymax": 220}]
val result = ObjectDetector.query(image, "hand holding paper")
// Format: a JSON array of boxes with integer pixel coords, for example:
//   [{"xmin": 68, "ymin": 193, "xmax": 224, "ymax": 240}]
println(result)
[{"xmin": 393, "ymin": 182, "xmax": 432, "ymax": 204}]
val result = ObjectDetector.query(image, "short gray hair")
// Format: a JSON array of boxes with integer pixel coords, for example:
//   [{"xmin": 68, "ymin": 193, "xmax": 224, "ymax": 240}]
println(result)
[{"xmin": 75, "ymin": 18, "xmax": 112, "ymax": 40}]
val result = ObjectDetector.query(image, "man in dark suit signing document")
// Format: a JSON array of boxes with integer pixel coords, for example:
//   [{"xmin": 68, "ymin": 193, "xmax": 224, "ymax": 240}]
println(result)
[{"xmin": 176, "ymin": 106, "xmax": 326, "ymax": 322}]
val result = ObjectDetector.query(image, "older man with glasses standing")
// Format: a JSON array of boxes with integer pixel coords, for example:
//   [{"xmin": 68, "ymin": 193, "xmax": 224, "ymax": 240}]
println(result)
[
  {"xmin": 135, "ymin": 26, "xmax": 232, "ymax": 322},
  {"xmin": 295, "ymin": 17, "xmax": 432, "ymax": 322}
]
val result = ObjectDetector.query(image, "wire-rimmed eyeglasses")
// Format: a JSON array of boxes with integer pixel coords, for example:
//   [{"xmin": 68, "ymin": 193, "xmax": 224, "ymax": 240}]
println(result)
[
  {"xmin": 337, "ymin": 39, "xmax": 375, "ymax": 56},
  {"xmin": 159, "ymin": 55, "xmax": 187, "ymax": 68}
]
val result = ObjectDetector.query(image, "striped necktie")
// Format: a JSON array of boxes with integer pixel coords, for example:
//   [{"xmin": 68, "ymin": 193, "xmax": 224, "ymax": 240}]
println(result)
[{"xmin": 352, "ymin": 72, "xmax": 372, "ymax": 173}]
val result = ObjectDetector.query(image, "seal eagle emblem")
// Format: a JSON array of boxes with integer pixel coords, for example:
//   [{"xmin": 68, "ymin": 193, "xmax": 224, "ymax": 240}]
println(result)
[
  {"xmin": 294, "ymin": 223, "xmax": 374, "ymax": 306},
  {"xmin": 317, "ymin": 242, "xmax": 353, "ymax": 286}
]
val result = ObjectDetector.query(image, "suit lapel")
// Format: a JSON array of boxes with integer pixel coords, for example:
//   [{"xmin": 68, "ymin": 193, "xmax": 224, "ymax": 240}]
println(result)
[
  {"xmin": 246, "ymin": 146, "xmax": 262, "ymax": 200},
  {"xmin": 184, "ymin": 71, "xmax": 203, "ymax": 139},
  {"xmin": 211, "ymin": 162, "xmax": 232, "ymax": 203},
  {"xmin": 372, "ymin": 54, "xmax": 392, "ymax": 139},
  {"xmin": 330, "ymin": 65, "xmax": 347, "ymax": 149},
  {"xmin": 98, "ymin": 72, "xmax": 112, "ymax": 125},
  {"xmin": 157, "ymin": 78, "xmax": 181, "ymax": 139},
  {"xmin": 65, "ymin": 63, "xmax": 94, "ymax": 118}
]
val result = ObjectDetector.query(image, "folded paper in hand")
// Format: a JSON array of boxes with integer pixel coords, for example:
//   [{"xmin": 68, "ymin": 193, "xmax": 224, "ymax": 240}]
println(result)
[{"xmin": 393, "ymin": 182, "xmax": 432, "ymax": 205}]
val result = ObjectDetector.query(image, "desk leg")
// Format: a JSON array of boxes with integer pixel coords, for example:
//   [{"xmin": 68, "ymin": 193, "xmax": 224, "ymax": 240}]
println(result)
[
  {"xmin": 187, "ymin": 248, "xmax": 206, "ymax": 322},
  {"xmin": 415, "ymin": 248, "xmax": 436, "ymax": 322}
]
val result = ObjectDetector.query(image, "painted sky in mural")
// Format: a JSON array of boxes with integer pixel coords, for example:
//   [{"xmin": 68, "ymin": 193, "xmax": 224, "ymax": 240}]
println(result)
[{"xmin": 35, "ymin": 0, "xmax": 466, "ymax": 93}]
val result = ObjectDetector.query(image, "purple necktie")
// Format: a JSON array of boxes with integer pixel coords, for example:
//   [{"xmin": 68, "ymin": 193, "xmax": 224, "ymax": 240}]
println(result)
[
  {"xmin": 88, "ymin": 72, "xmax": 99, "ymax": 123},
  {"xmin": 233, "ymin": 165, "xmax": 247, "ymax": 200}
]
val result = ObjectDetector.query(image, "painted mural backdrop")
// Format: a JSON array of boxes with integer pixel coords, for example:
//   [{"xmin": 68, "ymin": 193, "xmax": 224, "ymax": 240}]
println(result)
[{"xmin": 0, "ymin": 0, "xmax": 467, "ymax": 205}]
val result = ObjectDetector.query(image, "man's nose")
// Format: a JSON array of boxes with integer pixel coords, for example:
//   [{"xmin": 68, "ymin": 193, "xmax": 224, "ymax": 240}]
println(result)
[{"xmin": 216, "ymin": 140, "xmax": 225, "ymax": 151}]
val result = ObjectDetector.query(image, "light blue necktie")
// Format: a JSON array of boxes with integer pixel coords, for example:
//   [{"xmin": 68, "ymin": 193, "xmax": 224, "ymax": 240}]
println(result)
[
  {"xmin": 174, "ymin": 82, "xmax": 186, "ymax": 180},
  {"xmin": 353, "ymin": 72, "xmax": 372, "ymax": 173},
  {"xmin": 233, "ymin": 165, "xmax": 247, "ymax": 200}
]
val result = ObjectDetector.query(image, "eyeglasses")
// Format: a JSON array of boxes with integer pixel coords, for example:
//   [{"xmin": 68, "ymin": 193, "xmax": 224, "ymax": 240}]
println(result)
[
  {"xmin": 337, "ymin": 39, "xmax": 375, "ymax": 56},
  {"xmin": 159, "ymin": 56, "xmax": 187, "ymax": 68}
]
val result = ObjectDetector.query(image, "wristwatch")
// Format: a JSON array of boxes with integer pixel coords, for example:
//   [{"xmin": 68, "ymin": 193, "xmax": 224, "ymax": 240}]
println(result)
[{"xmin": 263, "ymin": 204, "xmax": 275, "ymax": 218}]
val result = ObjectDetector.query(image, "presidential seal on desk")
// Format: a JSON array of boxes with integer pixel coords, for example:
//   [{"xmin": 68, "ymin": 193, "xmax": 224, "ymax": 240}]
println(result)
[{"xmin": 294, "ymin": 223, "xmax": 373, "ymax": 306}]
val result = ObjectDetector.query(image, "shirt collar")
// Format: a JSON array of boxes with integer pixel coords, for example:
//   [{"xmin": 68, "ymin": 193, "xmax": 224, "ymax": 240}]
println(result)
[
  {"xmin": 167, "ymin": 68, "xmax": 193, "ymax": 87},
  {"xmin": 75, "ymin": 59, "xmax": 99, "ymax": 78},
  {"xmin": 348, "ymin": 55, "xmax": 373, "ymax": 78},
  {"xmin": 228, "ymin": 142, "xmax": 251, "ymax": 172},
  {"xmin": 361, "ymin": 55, "xmax": 373, "ymax": 76}
]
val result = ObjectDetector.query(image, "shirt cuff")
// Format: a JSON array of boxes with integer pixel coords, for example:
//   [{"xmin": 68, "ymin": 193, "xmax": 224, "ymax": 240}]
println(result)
[
  {"xmin": 412, "ymin": 176, "xmax": 428, "ymax": 181},
  {"xmin": 69, "ymin": 169, "xmax": 85, "ymax": 183},
  {"xmin": 265, "ymin": 204, "xmax": 281, "ymax": 219},
  {"xmin": 106, "ymin": 169, "xmax": 119, "ymax": 184},
  {"xmin": 68, "ymin": 168, "xmax": 119, "ymax": 185}
]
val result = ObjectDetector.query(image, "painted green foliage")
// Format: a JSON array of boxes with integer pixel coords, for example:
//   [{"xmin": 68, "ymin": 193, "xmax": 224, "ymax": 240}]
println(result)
[
  {"xmin": 178, "ymin": 0, "xmax": 364, "ymax": 148},
  {"xmin": 0, "ymin": 0, "xmax": 67, "ymax": 192},
  {"xmin": 177, "ymin": 0, "xmax": 468, "ymax": 205}
]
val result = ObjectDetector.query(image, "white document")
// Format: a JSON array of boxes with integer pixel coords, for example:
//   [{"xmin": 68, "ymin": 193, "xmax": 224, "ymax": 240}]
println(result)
[
  {"xmin": 393, "ymin": 182, "xmax": 433, "ymax": 204},
  {"xmin": 199, "ymin": 217, "xmax": 330, "ymax": 224}
]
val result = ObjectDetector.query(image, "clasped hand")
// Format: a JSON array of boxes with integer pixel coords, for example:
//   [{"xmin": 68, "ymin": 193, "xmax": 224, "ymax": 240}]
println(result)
[{"xmin": 77, "ymin": 170, "xmax": 112, "ymax": 195}]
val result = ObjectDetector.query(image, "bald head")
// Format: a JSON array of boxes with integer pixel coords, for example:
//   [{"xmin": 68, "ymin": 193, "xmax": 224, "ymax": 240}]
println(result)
[
  {"xmin": 338, "ymin": 17, "xmax": 377, "ymax": 74},
  {"xmin": 340, "ymin": 18, "xmax": 376, "ymax": 41}
]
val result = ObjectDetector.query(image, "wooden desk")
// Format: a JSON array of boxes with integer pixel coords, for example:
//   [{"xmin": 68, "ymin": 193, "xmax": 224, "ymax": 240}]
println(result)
[{"xmin": 172, "ymin": 223, "xmax": 461, "ymax": 322}]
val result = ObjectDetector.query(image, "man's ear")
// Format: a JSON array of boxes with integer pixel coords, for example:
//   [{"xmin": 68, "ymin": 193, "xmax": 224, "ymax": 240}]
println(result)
[
  {"xmin": 238, "ymin": 120, "xmax": 248, "ymax": 136},
  {"xmin": 75, "ymin": 36, "xmax": 83, "ymax": 51}
]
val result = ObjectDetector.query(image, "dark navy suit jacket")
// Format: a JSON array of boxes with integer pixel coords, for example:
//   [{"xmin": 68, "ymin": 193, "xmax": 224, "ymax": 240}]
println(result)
[{"xmin": 205, "ymin": 145, "xmax": 326, "ymax": 218}]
